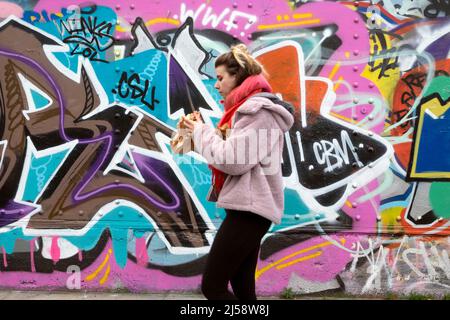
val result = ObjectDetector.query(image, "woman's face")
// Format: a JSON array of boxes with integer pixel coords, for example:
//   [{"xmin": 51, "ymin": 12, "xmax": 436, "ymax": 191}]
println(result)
[{"xmin": 214, "ymin": 65, "xmax": 237, "ymax": 99}]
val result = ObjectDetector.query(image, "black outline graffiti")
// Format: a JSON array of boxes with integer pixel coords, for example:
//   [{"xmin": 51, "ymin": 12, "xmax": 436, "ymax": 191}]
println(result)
[
  {"xmin": 171, "ymin": 17, "xmax": 212, "ymax": 79},
  {"xmin": 131, "ymin": 17, "xmax": 167, "ymax": 53},
  {"xmin": 407, "ymin": 93, "xmax": 450, "ymax": 182},
  {"xmin": 61, "ymin": 16, "xmax": 114, "ymax": 63},
  {"xmin": 112, "ymin": 71, "xmax": 160, "ymax": 110},
  {"xmin": 424, "ymin": 0, "xmax": 450, "ymax": 18},
  {"xmin": 368, "ymin": 29, "xmax": 402, "ymax": 79},
  {"xmin": 131, "ymin": 17, "xmax": 212, "ymax": 79}
]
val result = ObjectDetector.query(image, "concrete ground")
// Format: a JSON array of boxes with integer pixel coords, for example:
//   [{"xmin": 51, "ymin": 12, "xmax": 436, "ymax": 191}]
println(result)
[
  {"xmin": 0, "ymin": 290, "xmax": 384, "ymax": 300},
  {"xmin": 0, "ymin": 290, "xmax": 274, "ymax": 300},
  {"xmin": 0, "ymin": 290, "xmax": 413, "ymax": 320},
  {"xmin": 0, "ymin": 290, "xmax": 206, "ymax": 300}
]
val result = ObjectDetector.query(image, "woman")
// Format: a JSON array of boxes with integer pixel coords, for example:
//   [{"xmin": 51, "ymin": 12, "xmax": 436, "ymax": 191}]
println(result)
[{"xmin": 183, "ymin": 44, "xmax": 294, "ymax": 300}]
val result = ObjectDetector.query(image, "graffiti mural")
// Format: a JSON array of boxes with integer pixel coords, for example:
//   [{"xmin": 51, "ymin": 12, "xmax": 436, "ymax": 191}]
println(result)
[{"xmin": 0, "ymin": 0, "xmax": 448, "ymax": 297}]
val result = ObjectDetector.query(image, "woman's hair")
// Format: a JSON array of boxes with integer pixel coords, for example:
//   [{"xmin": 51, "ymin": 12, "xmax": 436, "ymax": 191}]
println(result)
[{"xmin": 215, "ymin": 44, "xmax": 265, "ymax": 86}]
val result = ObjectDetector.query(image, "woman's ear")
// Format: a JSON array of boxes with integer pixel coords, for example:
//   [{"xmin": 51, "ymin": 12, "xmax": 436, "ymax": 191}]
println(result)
[{"xmin": 230, "ymin": 74, "xmax": 238, "ymax": 86}]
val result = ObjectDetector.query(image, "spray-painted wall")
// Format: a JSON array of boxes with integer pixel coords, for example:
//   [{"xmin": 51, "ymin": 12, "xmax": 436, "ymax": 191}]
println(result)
[{"xmin": 0, "ymin": 0, "xmax": 448, "ymax": 297}]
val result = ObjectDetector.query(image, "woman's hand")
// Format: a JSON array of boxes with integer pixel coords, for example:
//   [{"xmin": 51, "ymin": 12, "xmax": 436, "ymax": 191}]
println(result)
[
  {"xmin": 183, "ymin": 116, "xmax": 203, "ymax": 133},
  {"xmin": 182, "ymin": 111, "xmax": 203, "ymax": 133}
]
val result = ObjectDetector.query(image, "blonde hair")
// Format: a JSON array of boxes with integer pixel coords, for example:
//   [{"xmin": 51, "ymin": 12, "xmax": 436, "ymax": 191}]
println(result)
[
  {"xmin": 230, "ymin": 44, "xmax": 263, "ymax": 75},
  {"xmin": 215, "ymin": 44, "xmax": 267, "ymax": 85}
]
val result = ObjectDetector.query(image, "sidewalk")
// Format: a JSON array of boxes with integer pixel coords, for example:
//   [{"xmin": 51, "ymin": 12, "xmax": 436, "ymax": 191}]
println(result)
[
  {"xmin": 0, "ymin": 290, "xmax": 415, "ymax": 319},
  {"xmin": 0, "ymin": 290, "xmax": 205, "ymax": 300},
  {"xmin": 0, "ymin": 290, "xmax": 384, "ymax": 300}
]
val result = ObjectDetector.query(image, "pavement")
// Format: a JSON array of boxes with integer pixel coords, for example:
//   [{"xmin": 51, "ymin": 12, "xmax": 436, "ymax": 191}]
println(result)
[
  {"xmin": 0, "ymin": 290, "xmax": 384, "ymax": 300},
  {"xmin": 0, "ymin": 290, "xmax": 206, "ymax": 300},
  {"xmin": 0, "ymin": 290, "xmax": 278, "ymax": 300},
  {"xmin": 0, "ymin": 290, "xmax": 415, "ymax": 320}
]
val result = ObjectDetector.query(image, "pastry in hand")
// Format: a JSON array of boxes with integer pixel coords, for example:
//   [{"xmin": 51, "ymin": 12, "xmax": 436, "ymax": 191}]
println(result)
[
  {"xmin": 178, "ymin": 111, "xmax": 202, "ymax": 128},
  {"xmin": 172, "ymin": 112, "xmax": 201, "ymax": 154}
]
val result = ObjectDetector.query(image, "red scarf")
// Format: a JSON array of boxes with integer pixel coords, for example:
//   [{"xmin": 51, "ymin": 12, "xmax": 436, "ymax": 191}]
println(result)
[{"xmin": 210, "ymin": 74, "xmax": 272, "ymax": 196}]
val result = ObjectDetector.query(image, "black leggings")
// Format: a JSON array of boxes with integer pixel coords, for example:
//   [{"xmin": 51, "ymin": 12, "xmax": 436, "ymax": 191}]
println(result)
[{"xmin": 201, "ymin": 209, "xmax": 272, "ymax": 300}]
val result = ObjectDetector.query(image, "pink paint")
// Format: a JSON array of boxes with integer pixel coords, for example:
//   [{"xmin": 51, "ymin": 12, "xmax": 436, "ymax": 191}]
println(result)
[
  {"xmin": 345, "ymin": 179, "xmax": 380, "ymax": 229},
  {"xmin": 33, "ymin": 0, "xmax": 293, "ymax": 41},
  {"xmin": 0, "ymin": 1, "xmax": 396, "ymax": 296},
  {"xmin": 31, "ymin": 1, "xmax": 384, "ymax": 134},
  {"xmin": 0, "ymin": 238, "xmax": 361, "ymax": 295},
  {"xmin": 256, "ymin": 234, "xmax": 358, "ymax": 287},
  {"xmin": 254, "ymin": 177, "xmax": 381, "ymax": 290},
  {"xmin": 135, "ymin": 237, "xmax": 149, "ymax": 267},
  {"xmin": 0, "ymin": 237, "xmax": 357, "ymax": 295},
  {"xmin": 0, "ymin": 241, "xmax": 200, "ymax": 292},
  {"xmin": 0, "ymin": 1, "xmax": 24, "ymax": 18},
  {"xmin": 28, "ymin": 0, "xmax": 385, "ymax": 135},
  {"xmin": 30, "ymin": 240, "xmax": 36, "ymax": 272},
  {"xmin": 295, "ymin": 2, "xmax": 385, "ymax": 134},
  {"xmin": 1, "ymin": 247, "xmax": 7, "ymax": 268},
  {"xmin": 50, "ymin": 237, "xmax": 60, "ymax": 264},
  {"xmin": 30, "ymin": 0, "xmax": 382, "ymax": 144}
]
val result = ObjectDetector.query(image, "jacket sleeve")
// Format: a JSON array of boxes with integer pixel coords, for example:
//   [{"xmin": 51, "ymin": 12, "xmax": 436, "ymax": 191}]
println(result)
[{"xmin": 192, "ymin": 109, "xmax": 283, "ymax": 176}]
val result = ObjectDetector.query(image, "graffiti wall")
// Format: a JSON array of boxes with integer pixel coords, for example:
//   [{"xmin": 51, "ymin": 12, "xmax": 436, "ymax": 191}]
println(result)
[{"xmin": 0, "ymin": 0, "xmax": 448, "ymax": 297}]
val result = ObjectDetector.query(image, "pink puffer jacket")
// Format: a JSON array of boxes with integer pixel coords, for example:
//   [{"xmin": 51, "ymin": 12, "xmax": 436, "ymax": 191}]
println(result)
[{"xmin": 192, "ymin": 96, "xmax": 294, "ymax": 224}]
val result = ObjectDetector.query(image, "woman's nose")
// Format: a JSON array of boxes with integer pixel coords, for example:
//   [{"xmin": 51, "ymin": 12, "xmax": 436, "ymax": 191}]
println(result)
[{"xmin": 214, "ymin": 81, "xmax": 219, "ymax": 89}]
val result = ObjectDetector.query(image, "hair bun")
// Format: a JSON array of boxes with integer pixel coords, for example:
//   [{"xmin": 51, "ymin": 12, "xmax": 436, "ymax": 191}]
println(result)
[
  {"xmin": 232, "ymin": 44, "xmax": 250, "ymax": 56},
  {"xmin": 216, "ymin": 43, "xmax": 265, "ymax": 81},
  {"xmin": 231, "ymin": 43, "xmax": 258, "ymax": 71}
]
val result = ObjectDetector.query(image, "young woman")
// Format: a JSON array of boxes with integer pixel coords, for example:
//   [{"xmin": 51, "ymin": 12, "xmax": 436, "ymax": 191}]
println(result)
[{"xmin": 183, "ymin": 44, "xmax": 294, "ymax": 300}]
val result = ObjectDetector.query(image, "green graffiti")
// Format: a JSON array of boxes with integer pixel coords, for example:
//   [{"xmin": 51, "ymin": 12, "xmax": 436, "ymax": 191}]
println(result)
[{"xmin": 430, "ymin": 182, "xmax": 450, "ymax": 219}]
